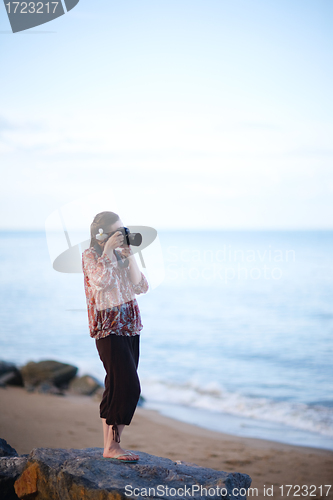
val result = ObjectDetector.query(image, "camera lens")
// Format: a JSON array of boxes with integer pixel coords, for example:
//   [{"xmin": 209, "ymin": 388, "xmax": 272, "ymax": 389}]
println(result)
[{"xmin": 128, "ymin": 233, "xmax": 142, "ymax": 246}]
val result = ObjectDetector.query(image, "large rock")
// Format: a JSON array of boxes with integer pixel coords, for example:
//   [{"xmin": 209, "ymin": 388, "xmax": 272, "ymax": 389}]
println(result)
[
  {"xmin": 68, "ymin": 375, "xmax": 102, "ymax": 396},
  {"xmin": 0, "ymin": 361, "xmax": 23, "ymax": 387},
  {"xmin": 20, "ymin": 360, "xmax": 78, "ymax": 389},
  {"xmin": 0, "ymin": 455, "xmax": 28, "ymax": 500},
  {"xmin": 0, "ymin": 439, "xmax": 18, "ymax": 458},
  {"xmin": 0, "ymin": 361, "xmax": 17, "ymax": 377},
  {"xmin": 11, "ymin": 447, "xmax": 252, "ymax": 499}
]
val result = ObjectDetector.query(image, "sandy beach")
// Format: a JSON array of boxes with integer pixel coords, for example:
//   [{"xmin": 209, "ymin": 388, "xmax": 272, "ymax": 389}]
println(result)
[{"xmin": 0, "ymin": 386, "xmax": 332, "ymax": 499}]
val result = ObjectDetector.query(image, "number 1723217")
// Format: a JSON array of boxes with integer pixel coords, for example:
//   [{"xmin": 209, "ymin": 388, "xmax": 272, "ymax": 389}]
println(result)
[{"xmin": 5, "ymin": 2, "xmax": 59, "ymax": 14}]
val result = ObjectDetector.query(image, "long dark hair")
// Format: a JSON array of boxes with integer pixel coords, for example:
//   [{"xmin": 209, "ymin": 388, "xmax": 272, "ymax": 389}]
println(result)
[{"xmin": 90, "ymin": 211, "xmax": 120, "ymax": 256}]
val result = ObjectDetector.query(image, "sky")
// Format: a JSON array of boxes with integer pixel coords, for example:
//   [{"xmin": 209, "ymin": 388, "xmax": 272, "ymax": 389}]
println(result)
[{"xmin": 0, "ymin": 0, "xmax": 332, "ymax": 230}]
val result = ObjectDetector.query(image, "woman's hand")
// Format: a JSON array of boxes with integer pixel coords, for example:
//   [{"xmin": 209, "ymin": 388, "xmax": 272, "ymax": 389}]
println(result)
[
  {"xmin": 120, "ymin": 245, "xmax": 133, "ymax": 259},
  {"xmin": 102, "ymin": 231, "xmax": 124, "ymax": 259}
]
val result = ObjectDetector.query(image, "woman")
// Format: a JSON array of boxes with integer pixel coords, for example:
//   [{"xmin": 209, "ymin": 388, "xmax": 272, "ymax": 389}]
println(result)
[{"xmin": 82, "ymin": 211, "xmax": 149, "ymax": 463}]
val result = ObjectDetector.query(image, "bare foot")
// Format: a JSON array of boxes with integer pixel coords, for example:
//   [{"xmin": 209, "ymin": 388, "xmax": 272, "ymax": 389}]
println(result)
[{"xmin": 103, "ymin": 446, "xmax": 139, "ymax": 460}]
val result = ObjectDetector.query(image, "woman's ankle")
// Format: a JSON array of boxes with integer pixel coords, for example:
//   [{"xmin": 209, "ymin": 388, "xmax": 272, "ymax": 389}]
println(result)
[
  {"xmin": 105, "ymin": 442, "xmax": 121, "ymax": 452},
  {"xmin": 103, "ymin": 444, "xmax": 127, "ymax": 458}
]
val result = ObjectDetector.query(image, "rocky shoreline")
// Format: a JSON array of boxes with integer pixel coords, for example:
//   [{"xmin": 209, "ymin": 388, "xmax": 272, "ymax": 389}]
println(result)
[
  {"xmin": 0, "ymin": 359, "xmax": 253, "ymax": 499},
  {"xmin": 0, "ymin": 359, "xmax": 103, "ymax": 398},
  {"xmin": 1, "ymin": 360, "xmax": 332, "ymax": 500},
  {"xmin": 0, "ymin": 438, "xmax": 252, "ymax": 500}
]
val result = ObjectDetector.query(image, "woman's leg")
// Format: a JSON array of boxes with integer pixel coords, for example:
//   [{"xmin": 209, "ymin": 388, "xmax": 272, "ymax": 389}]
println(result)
[
  {"xmin": 103, "ymin": 419, "xmax": 125, "ymax": 448},
  {"xmin": 102, "ymin": 419, "xmax": 126, "ymax": 456},
  {"xmin": 96, "ymin": 334, "xmax": 140, "ymax": 458}
]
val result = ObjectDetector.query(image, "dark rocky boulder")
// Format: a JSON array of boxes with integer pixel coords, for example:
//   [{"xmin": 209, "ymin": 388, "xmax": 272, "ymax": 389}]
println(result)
[
  {"xmin": 68, "ymin": 375, "xmax": 102, "ymax": 396},
  {"xmin": 0, "ymin": 439, "xmax": 18, "ymax": 458},
  {"xmin": 0, "ymin": 361, "xmax": 16, "ymax": 377},
  {"xmin": 36, "ymin": 382, "xmax": 64, "ymax": 395},
  {"xmin": 0, "ymin": 454, "xmax": 28, "ymax": 500},
  {"xmin": 0, "ymin": 361, "xmax": 23, "ymax": 387},
  {"xmin": 9, "ymin": 447, "xmax": 252, "ymax": 500},
  {"xmin": 20, "ymin": 360, "xmax": 78, "ymax": 389}
]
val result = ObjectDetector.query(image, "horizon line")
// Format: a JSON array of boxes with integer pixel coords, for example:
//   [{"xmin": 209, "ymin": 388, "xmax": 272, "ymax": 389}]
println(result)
[{"xmin": 0, "ymin": 227, "xmax": 333, "ymax": 232}]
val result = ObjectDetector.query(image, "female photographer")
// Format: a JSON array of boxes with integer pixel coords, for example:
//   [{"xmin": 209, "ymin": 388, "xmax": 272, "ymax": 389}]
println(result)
[{"xmin": 82, "ymin": 211, "xmax": 149, "ymax": 463}]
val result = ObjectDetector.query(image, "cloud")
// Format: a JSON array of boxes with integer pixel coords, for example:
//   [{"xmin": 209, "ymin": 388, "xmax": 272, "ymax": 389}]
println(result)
[
  {"xmin": 0, "ymin": 115, "xmax": 49, "ymax": 151},
  {"xmin": 0, "ymin": 116, "xmax": 15, "ymax": 134},
  {"xmin": 239, "ymin": 121, "xmax": 283, "ymax": 131},
  {"xmin": 285, "ymin": 147, "xmax": 333, "ymax": 158}
]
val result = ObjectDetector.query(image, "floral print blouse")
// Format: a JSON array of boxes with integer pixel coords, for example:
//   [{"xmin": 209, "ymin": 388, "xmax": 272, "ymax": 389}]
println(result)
[{"xmin": 82, "ymin": 247, "xmax": 149, "ymax": 340}]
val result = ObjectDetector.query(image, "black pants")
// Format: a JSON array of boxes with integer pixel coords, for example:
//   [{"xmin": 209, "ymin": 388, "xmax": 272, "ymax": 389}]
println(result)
[{"xmin": 95, "ymin": 333, "xmax": 140, "ymax": 440}]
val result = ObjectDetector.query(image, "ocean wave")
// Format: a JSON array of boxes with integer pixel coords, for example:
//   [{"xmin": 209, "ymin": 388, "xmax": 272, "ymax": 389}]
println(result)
[{"xmin": 141, "ymin": 378, "xmax": 333, "ymax": 437}]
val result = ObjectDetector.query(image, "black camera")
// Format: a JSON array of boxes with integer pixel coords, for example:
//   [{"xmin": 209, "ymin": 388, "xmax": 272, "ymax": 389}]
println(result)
[
  {"xmin": 111, "ymin": 227, "xmax": 142, "ymax": 269},
  {"xmin": 113, "ymin": 227, "xmax": 142, "ymax": 247}
]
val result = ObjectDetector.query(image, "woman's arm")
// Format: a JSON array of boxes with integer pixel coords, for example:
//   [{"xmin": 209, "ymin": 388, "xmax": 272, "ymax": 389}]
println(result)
[
  {"xmin": 128, "ymin": 254, "xmax": 143, "ymax": 285},
  {"xmin": 119, "ymin": 245, "xmax": 142, "ymax": 285},
  {"xmin": 121, "ymin": 246, "xmax": 149, "ymax": 293}
]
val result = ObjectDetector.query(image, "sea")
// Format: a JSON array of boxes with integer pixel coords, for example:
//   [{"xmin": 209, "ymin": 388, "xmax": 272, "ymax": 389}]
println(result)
[{"xmin": 0, "ymin": 230, "xmax": 332, "ymax": 451}]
